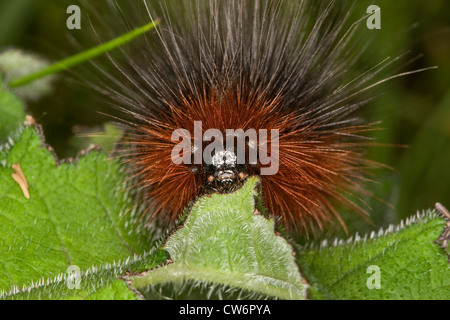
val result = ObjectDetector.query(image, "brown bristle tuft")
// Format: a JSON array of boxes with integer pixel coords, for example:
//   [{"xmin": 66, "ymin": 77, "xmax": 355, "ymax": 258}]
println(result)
[{"xmin": 81, "ymin": 0, "xmax": 424, "ymax": 234}]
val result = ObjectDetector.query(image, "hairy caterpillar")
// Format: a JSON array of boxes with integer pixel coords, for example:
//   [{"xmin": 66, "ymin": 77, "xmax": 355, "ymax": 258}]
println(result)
[{"xmin": 83, "ymin": 0, "xmax": 428, "ymax": 234}]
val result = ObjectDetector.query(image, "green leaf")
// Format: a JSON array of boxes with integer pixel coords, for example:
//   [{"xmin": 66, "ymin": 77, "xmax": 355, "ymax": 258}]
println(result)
[
  {"xmin": 2, "ymin": 248, "xmax": 168, "ymax": 300},
  {"xmin": 0, "ymin": 84, "xmax": 25, "ymax": 142},
  {"xmin": 1, "ymin": 125, "xmax": 447, "ymax": 300},
  {"xmin": 298, "ymin": 211, "xmax": 450, "ymax": 299},
  {"xmin": 0, "ymin": 125, "xmax": 160, "ymax": 299},
  {"xmin": 125, "ymin": 177, "xmax": 308, "ymax": 300},
  {"xmin": 85, "ymin": 279, "xmax": 139, "ymax": 301}
]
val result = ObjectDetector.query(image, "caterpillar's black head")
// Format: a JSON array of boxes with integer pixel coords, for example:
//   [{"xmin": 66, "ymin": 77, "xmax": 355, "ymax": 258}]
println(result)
[{"xmin": 202, "ymin": 150, "xmax": 249, "ymax": 194}]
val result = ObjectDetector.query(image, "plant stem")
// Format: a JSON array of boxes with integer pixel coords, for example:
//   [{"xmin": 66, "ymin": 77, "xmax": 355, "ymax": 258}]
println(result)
[{"xmin": 9, "ymin": 20, "xmax": 159, "ymax": 88}]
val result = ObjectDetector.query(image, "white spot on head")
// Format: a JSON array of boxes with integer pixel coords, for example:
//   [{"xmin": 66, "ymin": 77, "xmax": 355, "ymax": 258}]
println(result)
[{"xmin": 212, "ymin": 150, "xmax": 237, "ymax": 166}]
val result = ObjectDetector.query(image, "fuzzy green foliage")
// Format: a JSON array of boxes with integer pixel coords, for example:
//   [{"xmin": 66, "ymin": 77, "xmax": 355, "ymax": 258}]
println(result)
[
  {"xmin": 2, "ymin": 249, "xmax": 168, "ymax": 300},
  {"xmin": 0, "ymin": 125, "xmax": 308, "ymax": 300},
  {"xmin": 0, "ymin": 125, "xmax": 159, "ymax": 299},
  {"xmin": 299, "ymin": 211, "xmax": 450, "ymax": 299},
  {"xmin": 0, "ymin": 124, "xmax": 449, "ymax": 300},
  {"xmin": 128, "ymin": 177, "xmax": 308, "ymax": 300}
]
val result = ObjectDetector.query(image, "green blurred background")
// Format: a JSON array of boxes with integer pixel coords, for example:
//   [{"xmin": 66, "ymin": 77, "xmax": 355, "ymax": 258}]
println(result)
[{"xmin": 0, "ymin": 0, "xmax": 448, "ymax": 238}]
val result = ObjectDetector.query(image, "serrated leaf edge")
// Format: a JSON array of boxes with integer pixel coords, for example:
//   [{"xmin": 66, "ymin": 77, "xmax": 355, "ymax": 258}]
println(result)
[
  {"xmin": 0, "ymin": 247, "xmax": 162, "ymax": 299},
  {"xmin": 300, "ymin": 209, "xmax": 439, "ymax": 251}
]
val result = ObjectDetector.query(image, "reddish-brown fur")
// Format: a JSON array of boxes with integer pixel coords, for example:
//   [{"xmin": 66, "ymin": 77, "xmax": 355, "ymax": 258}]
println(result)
[{"xmin": 123, "ymin": 89, "xmax": 375, "ymax": 233}]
